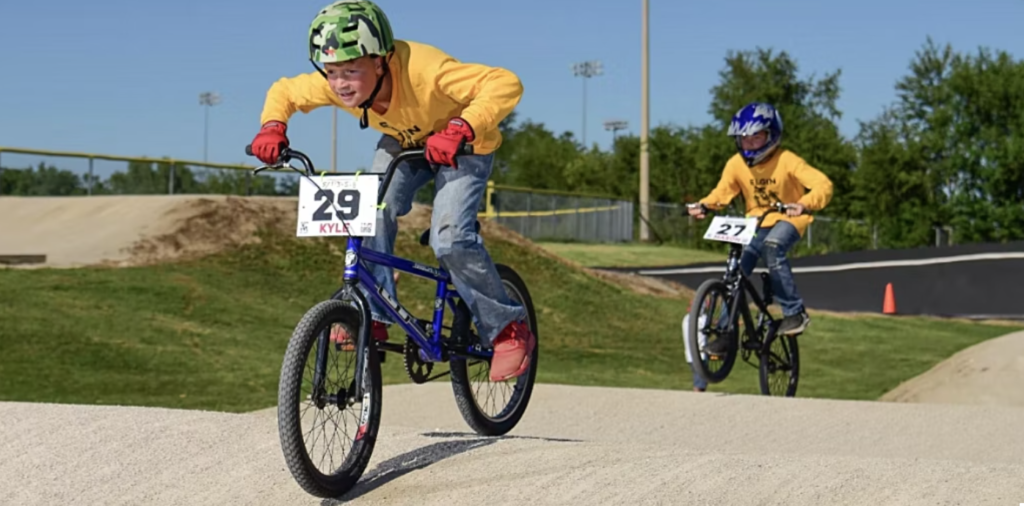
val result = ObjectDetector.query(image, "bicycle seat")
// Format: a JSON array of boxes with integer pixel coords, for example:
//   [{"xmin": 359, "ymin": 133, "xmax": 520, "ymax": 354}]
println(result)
[{"xmin": 419, "ymin": 220, "xmax": 481, "ymax": 246}]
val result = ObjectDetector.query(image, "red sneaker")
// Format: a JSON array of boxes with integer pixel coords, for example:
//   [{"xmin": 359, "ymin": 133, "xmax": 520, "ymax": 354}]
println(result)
[
  {"xmin": 330, "ymin": 321, "xmax": 389, "ymax": 351},
  {"xmin": 489, "ymin": 321, "xmax": 536, "ymax": 382}
]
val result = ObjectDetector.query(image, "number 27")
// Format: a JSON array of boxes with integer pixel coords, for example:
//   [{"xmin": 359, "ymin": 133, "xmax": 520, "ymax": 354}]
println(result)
[
  {"xmin": 312, "ymin": 189, "xmax": 361, "ymax": 221},
  {"xmin": 716, "ymin": 222, "xmax": 746, "ymax": 236}
]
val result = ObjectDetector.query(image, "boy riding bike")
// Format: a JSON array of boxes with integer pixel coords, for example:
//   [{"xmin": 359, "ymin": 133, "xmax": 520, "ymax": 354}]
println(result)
[
  {"xmin": 687, "ymin": 102, "xmax": 833, "ymax": 355},
  {"xmin": 248, "ymin": 0, "xmax": 535, "ymax": 382}
]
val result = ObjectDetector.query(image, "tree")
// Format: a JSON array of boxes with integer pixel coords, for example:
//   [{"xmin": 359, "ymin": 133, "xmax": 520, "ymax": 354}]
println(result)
[
  {"xmin": 0, "ymin": 162, "xmax": 86, "ymax": 196},
  {"xmin": 854, "ymin": 37, "xmax": 1024, "ymax": 246}
]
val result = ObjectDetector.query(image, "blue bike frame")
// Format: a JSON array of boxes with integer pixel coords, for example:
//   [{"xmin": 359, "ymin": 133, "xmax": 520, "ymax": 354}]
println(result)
[
  {"xmin": 339, "ymin": 235, "xmax": 491, "ymax": 363},
  {"xmin": 247, "ymin": 143, "xmax": 489, "ymax": 365}
]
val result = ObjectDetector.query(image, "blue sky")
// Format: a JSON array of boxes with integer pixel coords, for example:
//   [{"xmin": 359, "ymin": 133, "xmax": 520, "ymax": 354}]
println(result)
[{"xmin": 1, "ymin": 0, "xmax": 1022, "ymax": 182}]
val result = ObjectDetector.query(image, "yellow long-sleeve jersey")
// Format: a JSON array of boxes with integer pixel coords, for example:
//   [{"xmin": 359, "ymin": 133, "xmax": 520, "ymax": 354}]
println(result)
[
  {"xmin": 698, "ymin": 149, "xmax": 834, "ymax": 237},
  {"xmin": 259, "ymin": 40, "xmax": 524, "ymax": 155}
]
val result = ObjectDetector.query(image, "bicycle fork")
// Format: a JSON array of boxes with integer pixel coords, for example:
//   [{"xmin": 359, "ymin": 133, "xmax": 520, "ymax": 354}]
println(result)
[{"xmin": 310, "ymin": 285, "xmax": 374, "ymax": 409}]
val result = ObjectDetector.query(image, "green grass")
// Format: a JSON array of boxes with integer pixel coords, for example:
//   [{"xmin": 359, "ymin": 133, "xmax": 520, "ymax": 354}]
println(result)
[
  {"xmin": 0, "ymin": 227, "xmax": 1017, "ymax": 413},
  {"xmin": 536, "ymin": 241, "xmax": 725, "ymax": 268}
]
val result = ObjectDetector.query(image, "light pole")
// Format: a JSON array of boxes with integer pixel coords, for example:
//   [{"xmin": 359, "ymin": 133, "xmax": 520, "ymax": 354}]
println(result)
[
  {"xmin": 571, "ymin": 60, "xmax": 603, "ymax": 146},
  {"xmin": 639, "ymin": 0, "xmax": 651, "ymax": 242},
  {"xmin": 604, "ymin": 119, "xmax": 629, "ymax": 142},
  {"xmin": 199, "ymin": 92, "xmax": 222, "ymax": 162}
]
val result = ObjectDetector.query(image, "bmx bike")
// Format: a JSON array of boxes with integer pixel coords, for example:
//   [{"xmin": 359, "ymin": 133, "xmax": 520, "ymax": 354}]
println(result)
[
  {"xmin": 245, "ymin": 143, "xmax": 539, "ymax": 498},
  {"xmin": 683, "ymin": 202, "xmax": 800, "ymax": 397}
]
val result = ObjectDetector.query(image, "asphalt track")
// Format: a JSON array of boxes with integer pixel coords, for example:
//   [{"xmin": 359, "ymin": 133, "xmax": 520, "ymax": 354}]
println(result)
[{"xmin": 606, "ymin": 240, "xmax": 1024, "ymax": 319}]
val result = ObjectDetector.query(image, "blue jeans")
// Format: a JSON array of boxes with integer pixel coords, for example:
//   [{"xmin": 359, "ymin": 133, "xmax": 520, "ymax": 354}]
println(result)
[
  {"xmin": 359, "ymin": 134, "xmax": 527, "ymax": 345},
  {"xmin": 690, "ymin": 362, "xmax": 708, "ymax": 390},
  {"xmin": 739, "ymin": 220, "xmax": 805, "ymax": 317}
]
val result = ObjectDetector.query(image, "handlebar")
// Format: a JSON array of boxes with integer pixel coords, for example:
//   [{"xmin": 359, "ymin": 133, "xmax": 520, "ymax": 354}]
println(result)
[
  {"xmin": 685, "ymin": 201, "xmax": 803, "ymax": 225},
  {"xmin": 244, "ymin": 142, "xmax": 474, "ymax": 176},
  {"xmin": 244, "ymin": 142, "xmax": 474, "ymax": 205}
]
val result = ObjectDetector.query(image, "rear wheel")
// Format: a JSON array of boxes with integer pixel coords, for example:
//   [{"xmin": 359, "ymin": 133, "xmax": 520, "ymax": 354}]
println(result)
[
  {"xmin": 687, "ymin": 278, "xmax": 739, "ymax": 384},
  {"xmin": 449, "ymin": 264, "xmax": 538, "ymax": 436}
]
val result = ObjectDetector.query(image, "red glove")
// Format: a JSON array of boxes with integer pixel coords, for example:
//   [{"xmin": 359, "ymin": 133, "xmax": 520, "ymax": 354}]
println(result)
[
  {"xmin": 251, "ymin": 121, "xmax": 289, "ymax": 164},
  {"xmin": 425, "ymin": 117, "xmax": 475, "ymax": 168}
]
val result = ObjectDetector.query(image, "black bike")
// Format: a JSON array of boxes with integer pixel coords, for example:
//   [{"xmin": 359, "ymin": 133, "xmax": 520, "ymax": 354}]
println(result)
[{"xmin": 684, "ymin": 202, "xmax": 800, "ymax": 397}]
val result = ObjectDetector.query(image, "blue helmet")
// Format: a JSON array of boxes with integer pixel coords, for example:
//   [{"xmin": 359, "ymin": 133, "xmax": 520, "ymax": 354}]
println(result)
[{"xmin": 727, "ymin": 102, "xmax": 783, "ymax": 166}]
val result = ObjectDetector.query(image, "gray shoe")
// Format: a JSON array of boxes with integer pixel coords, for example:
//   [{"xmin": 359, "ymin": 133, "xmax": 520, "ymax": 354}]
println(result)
[{"xmin": 778, "ymin": 312, "xmax": 810, "ymax": 336}]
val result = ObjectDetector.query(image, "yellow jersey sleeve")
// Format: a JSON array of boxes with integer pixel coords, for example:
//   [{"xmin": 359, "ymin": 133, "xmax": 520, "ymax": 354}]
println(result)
[
  {"xmin": 789, "ymin": 154, "xmax": 834, "ymax": 211},
  {"xmin": 699, "ymin": 160, "xmax": 742, "ymax": 209},
  {"xmin": 434, "ymin": 58, "xmax": 524, "ymax": 134},
  {"xmin": 259, "ymin": 71, "xmax": 339, "ymax": 125}
]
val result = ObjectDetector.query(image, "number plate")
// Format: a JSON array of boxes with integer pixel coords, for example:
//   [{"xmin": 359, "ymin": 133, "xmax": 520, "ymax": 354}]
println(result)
[
  {"xmin": 296, "ymin": 174, "xmax": 379, "ymax": 237},
  {"xmin": 703, "ymin": 216, "xmax": 758, "ymax": 245}
]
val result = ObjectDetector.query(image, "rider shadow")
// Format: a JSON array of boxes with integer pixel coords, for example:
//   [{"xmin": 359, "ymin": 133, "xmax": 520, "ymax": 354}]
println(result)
[{"xmin": 320, "ymin": 432, "xmax": 584, "ymax": 504}]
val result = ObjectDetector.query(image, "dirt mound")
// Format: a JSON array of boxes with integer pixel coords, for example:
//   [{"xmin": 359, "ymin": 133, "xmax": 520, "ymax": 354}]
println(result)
[
  {"xmin": 117, "ymin": 196, "xmax": 297, "ymax": 267},
  {"xmin": 0, "ymin": 195, "xmax": 688, "ymax": 299},
  {"xmin": 119, "ymin": 196, "xmax": 690, "ymax": 298},
  {"xmin": 879, "ymin": 329, "xmax": 1024, "ymax": 406}
]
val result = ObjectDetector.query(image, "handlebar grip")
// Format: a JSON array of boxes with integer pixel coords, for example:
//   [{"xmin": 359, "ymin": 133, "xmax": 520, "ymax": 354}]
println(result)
[{"xmin": 245, "ymin": 144, "xmax": 254, "ymax": 156}]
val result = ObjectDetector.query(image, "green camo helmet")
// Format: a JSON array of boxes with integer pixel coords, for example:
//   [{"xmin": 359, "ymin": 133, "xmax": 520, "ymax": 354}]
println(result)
[{"xmin": 308, "ymin": 0, "xmax": 395, "ymax": 63}]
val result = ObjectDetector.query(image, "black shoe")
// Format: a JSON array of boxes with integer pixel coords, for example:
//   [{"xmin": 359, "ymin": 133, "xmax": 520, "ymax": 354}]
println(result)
[
  {"xmin": 703, "ymin": 333, "xmax": 735, "ymax": 356},
  {"xmin": 778, "ymin": 311, "xmax": 810, "ymax": 336}
]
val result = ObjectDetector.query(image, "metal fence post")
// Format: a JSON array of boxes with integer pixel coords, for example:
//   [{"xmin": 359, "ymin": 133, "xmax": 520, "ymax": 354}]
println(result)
[
  {"xmin": 168, "ymin": 162, "xmax": 176, "ymax": 195},
  {"xmin": 87, "ymin": 157, "xmax": 94, "ymax": 195},
  {"xmin": 526, "ymin": 192, "xmax": 532, "ymax": 239},
  {"xmin": 485, "ymin": 180, "xmax": 495, "ymax": 218},
  {"xmin": 574, "ymin": 197, "xmax": 581, "ymax": 241}
]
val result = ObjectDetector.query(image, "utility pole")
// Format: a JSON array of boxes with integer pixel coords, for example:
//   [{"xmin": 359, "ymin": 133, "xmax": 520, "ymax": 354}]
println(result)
[
  {"xmin": 332, "ymin": 107, "xmax": 337, "ymax": 172},
  {"xmin": 639, "ymin": 0, "xmax": 651, "ymax": 242},
  {"xmin": 571, "ymin": 60, "xmax": 603, "ymax": 146},
  {"xmin": 199, "ymin": 92, "xmax": 222, "ymax": 162}
]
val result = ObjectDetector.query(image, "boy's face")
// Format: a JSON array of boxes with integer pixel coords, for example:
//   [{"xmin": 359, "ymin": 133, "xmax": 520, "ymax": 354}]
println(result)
[
  {"xmin": 739, "ymin": 131, "xmax": 768, "ymax": 151},
  {"xmin": 324, "ymin": 56, "xmax": 384, "ymax": 107}
]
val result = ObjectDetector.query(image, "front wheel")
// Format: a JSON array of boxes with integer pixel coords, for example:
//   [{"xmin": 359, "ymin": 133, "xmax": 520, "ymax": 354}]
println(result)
[
  {"xmin": 277, "ymin": 299, "xmax": 383, "ymax": 498},
  {"xmin": 687, "ymin": 278, "xmax": 739, "ymax": 384},
  {"xmin": 758, "ymin": 330, "xmax": 800, "ymax": 397},
  {"xmin": 449, "ymin": 263, "xmax": 538, "ymax": 436}
]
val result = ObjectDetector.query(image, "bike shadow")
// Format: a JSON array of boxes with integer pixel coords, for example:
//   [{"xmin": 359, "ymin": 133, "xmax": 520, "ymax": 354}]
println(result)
[
  {"xmin": 321, "ymin": 431, "xmax": 584, "ymax": 504},
  {"xmin": 420, "ymin": 430, "xmax": 585, "ymax": 444}
]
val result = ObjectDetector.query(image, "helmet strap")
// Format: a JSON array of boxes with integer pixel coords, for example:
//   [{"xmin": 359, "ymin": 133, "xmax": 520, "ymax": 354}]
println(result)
[
  {"xmin": 357, "ymin": 55, "xmax": 390, "ymax": 130},
  {"xmin": 309, "ymin": 59, "xmax": 327, "ymax": 79}
]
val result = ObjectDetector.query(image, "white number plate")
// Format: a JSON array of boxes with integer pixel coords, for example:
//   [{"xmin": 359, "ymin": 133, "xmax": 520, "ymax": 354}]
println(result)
[
  {"xmin": 296, "ymin": 174, "xmax": 379, "ymax": 237},
  {"xmin": 703, "ymin": 216, "xmax": 758, "ymax": 245}
]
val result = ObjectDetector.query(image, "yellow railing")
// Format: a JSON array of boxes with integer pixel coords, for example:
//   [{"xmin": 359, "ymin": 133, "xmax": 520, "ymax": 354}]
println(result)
[
  {"xmin": 0, "ymin": 146, "xmax": 255, "ymax": 171},
  {"xmin": 0, "ymin": 146, "xmax": 305, "ymax": 197},
  {"xmin": 483, "ymin": 182, "xmax": 626, "ymax": 218},
  {"xmin": 0, "ymin": 146, "xmax": 628, "ymax": 219}
]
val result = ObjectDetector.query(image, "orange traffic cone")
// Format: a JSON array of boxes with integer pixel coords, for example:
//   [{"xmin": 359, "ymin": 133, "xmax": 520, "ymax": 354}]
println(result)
[{"xmin": 882, "ymin": 283, "xmax": 896, "ymax": 314}]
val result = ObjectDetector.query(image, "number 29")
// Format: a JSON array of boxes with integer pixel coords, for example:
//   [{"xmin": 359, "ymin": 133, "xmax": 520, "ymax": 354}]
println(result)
[{"xmin": 312, "ymin": 189, "xmax": 361, "ymax": 221}]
